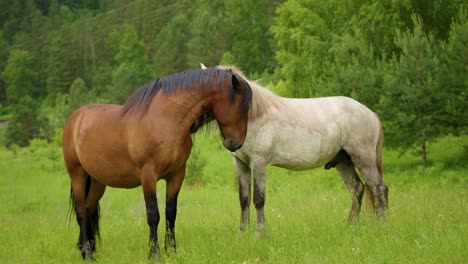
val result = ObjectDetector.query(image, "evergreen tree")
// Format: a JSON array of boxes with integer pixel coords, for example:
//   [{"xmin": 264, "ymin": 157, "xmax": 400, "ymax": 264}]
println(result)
[
  {"xmin": 68, "ymin": 78, "xmax": 89, "ymax": 114},
  {"xmin": 223, "ymin": 0, "xmax": 279, "ymax": 76},
  {"xmin": 1, "ymin": 50, "xmax": 42, "ymax": 146},
  {"xmin": 436, "ymin": 10, "xmax": 468, "ymax": 134},
  {"xmin": 153, "ymin": 14, "xmax": 191, "ymax": 76},
  {"xmin": 0, "ymin": 31, "xmax": 9, "ymax": 105},
  {"xmin": 382, "ymin": 16, "xmax": 441, "ymax": 166},
  {"xmin": 114, "ymin": 24, "xmax": 150, "ymax": 79},
  {"xmin": 45, "ymin": 33, "xmax": 77, "ymax": 98},
  {"xmin": 320, "ymin": 32, "xmax": 383, "ymax": 110},
  {"xmin": 186, "ymin": 0, "xmax": 228, "ymax": 68},
  {"xmin": 1, "ymin": 50, "xmax": 38, "ymax": 105},
  {"xmin": 4, "ymin": 95, "xmax": 42, "ymax": 147},
  {"xmin": 105, "ymin": 24, "xmax": 151, "ymax": 103},
  {"xmin": 349, "ymin": 0, "xmax": 412, "ymax": 58},
  {"xmin": 271, "ymin": 0, "xmax": 334, "ymax": 97}
]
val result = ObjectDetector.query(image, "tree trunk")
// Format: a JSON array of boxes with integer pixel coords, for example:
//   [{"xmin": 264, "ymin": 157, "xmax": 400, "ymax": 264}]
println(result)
[{"xmin": 421, "ymin": 141, "xmax": 427, "ymax": 167}]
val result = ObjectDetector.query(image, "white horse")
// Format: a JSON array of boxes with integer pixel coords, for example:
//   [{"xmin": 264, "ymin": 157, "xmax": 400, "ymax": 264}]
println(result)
[{"xmin": 202, "ymin": 64, "xmax": 388, "ymax": 233}]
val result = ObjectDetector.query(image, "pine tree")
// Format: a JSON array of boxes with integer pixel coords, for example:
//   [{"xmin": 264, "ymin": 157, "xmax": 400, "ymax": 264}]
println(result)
[
  {"xmin": 105, "ymin": 24, "xmax": 151, "ymax": 103},
  {"xmin": 320, "ymin": 32, "xmax": 383, "ymax": 110},
  {"xmin": 382, "ymin": 16, "xmax": 441, "ymax": 166},
  {"xmin": 223, "ymin": 0, "xmax": 279, "ymax": 76},
  {"xmin": 186, "ymin": 0, "xmax": 228, "ymax": 68},
  {"xmin": 436, "ymin": 10, "xmax": 468, "ymax": 135},
  {"xmin": 271, "ymin": 0, "xmax": 333, "ymax": 97},
  {"xmin": 1, "ymin": 50, "xmax": 42, "ymax": 146},
  {"xmin": 153, "ymin": 14, "xmax": 191, "ymax": 76},
  {"xmin": 1, "ymin": 50, "xmax": 38, "ymax": 105}
]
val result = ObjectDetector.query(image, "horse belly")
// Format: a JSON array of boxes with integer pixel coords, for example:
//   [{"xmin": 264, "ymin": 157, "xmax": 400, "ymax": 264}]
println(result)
[{"xmin": 269, "ymin": 126, "xmax": 330, "ymax": 171}]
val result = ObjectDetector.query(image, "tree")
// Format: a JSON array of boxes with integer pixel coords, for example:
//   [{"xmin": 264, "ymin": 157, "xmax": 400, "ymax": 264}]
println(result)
[
  {"xmin": 186, "ymin": 0, "xmax": 229, "ymax": 68},
  {"xmin": 319, "ymin": 32, "xmax": 383, "ymax": 110},
  {"xmin": 153, "ymin": 14, "xmax": 191, "ymax": 76},
  {"xmin": 68, "ymin": 78, "xmax": 89, "ymax": 114},
  {"xmin": 113, "ymin": 24, "xmax": 151, "ymax": 80},
  {"xmin": 382, "ymin": 16, "xmax": 441, "ymax": 166},
  {"xmin": 0, "ymin": 31, "xmax": 9, "ymax": 104},
  {"xmin": 349, "ymin": 0, "xmax": 412, "ymax": 58},
  {"xmin": 271, "ymin": 0, "xmax": 337, "ymax": 97},
  {"xmin": 1, "ymin": 50, "xmax": 38, "ymax": 105},
  {"xmin": 1, "ymin": 49, "xmax": 43, "ymax": 146},
  {"xmin": 436, "ymin": 10, "xmax": 468, "ymax": 135},
  {"xmin": 105, "ymin": 24, "xmax": 151, "ymax": 103},
  {"xmin": 223, "ymin": 0, "xmax": 279, "ymax": 77},
  {"xmin": 4, "ymin": 96, "xmax": 43, "ymax": 147}
]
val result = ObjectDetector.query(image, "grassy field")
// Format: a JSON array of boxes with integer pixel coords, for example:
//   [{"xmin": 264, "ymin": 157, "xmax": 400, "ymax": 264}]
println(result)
[{"xmin": 0, "ymin": 135, "xmax": 466, "ymax": 263}]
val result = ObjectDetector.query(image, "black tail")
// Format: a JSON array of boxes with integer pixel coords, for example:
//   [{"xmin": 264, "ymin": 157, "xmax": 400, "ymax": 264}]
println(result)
[{"xmin": 68, "ymin": 171, "xmax": 101, "ymax": 240}]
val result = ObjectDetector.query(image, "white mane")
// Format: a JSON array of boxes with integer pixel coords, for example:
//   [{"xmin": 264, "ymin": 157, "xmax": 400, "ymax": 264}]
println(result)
[{"xmin": 216, "ymin": 65, "xmax": 284, "ymax": 120}]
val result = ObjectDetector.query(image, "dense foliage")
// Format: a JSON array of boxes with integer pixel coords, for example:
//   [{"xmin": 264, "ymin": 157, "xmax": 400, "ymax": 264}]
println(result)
[{"xmin": 0, "ymin": 0, "xmax": 466, "ymax": 166}]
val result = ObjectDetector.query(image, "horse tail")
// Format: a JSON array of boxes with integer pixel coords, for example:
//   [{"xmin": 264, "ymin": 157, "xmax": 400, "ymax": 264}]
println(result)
[
  {"xmin": 365, "ymin": 114, "xmax": 384, "ymax": 213},
  {"xmin": 68, "ymin": 171, "xmax": 101, "ymax": 239}
]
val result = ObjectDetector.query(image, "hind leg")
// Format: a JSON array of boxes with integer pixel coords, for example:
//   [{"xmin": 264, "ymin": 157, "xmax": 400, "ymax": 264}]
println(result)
[
  {"xmin": 84, "ymin": 179, "xmax": 106, "ymax": 253},
  {"xmin": 359, "ymin": 165, "xmax": 388, "ymax": 217},
  {"xmin": 348, "ymin": 150, "xmax": 388, "ymax": 217},
  {"xmin": 69, "ymin": 167, "xmax": 94, "ymax": 261},
  {"xmin": 335, "ymin": 157, "xmax": 365, "ymax": 224},
  {"xmin": 234, "ymin": 157, "xmax": 252, "ymax": 232}
]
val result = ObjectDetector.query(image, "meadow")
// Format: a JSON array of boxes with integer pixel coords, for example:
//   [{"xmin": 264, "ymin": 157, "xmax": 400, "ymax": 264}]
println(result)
[{"xmin": 0, "ymin": 135, "xmax": 466, "ymax": 263}]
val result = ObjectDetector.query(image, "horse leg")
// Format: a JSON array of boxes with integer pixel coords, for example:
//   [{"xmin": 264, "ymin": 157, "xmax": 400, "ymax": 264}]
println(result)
[
  {"xmin": 69, "ymin": 167, "xmax": 94, "ymax": 261},
  {"xmin": 234, "ymin": 157, "xmax": 252, "ymax": 232},
  {"xmin": 141, "ymin": 167, "xmax": 160, "ymax": 260},
  {"xmin": 165, "ymin": 167, "xmax": 185, "ymax": 252},
  {"xmin": 350, "ymin": 154, "xmax": 388, "ymax": 217},
  {"xmin": 251, "ymin": 159, "xmax": 266, "ymax": 234},
  {"xmin": 84, "ymin": 179, "xmax": 106, "ymax": 253},
  {"xmin": 335, "ymin": 155, "xmax": 364, "ymax": 224}
]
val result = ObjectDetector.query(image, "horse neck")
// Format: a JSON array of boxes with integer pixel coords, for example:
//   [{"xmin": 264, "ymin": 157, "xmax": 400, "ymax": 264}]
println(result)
[
  {"xmin": 159, "ymin": 87, "xmax": 220, "ymax": 133},
  {"xmin": 249, "ymin": 81, "xmax": 283, "ymax": 120}
]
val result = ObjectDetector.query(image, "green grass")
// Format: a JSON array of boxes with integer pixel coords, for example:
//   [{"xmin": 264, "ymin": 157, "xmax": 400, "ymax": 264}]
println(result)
[{"xmin": 0, "ymin": 136, "xmax": 467, "ymax": 263}]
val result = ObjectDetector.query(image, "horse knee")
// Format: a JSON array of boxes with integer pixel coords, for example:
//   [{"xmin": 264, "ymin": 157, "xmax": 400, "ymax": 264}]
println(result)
[
  {"xmin": 253, "ymin": 189, "xmax": 265, "ymax": 209},
  {"xmin": 239, "ymin": 194, "xmax": 250, "ymax": 210}
]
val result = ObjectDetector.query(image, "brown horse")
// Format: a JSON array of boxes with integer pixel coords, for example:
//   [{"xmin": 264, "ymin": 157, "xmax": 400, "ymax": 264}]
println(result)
[{"xmin": 62, "ymin": 68, "xmax": 252, "ymax": 261}]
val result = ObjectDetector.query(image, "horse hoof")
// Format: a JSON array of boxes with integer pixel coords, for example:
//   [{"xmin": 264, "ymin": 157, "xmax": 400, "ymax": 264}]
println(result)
[{"xmin": 149, "ymin": 249, "xmax": 161, "ymax": 262}]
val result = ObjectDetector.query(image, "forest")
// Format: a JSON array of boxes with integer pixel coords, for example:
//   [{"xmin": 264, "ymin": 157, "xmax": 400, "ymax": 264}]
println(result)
[
  {"xmin": 0, "ymin": 1, "xmax": 467, "ymax": 262},
  {"xmin": 0, "ymin": 0, "xmax": 466, "ymax": 165}
]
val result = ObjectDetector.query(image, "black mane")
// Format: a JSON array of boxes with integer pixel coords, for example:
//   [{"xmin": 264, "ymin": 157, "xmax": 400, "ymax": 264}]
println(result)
[
  {"xmin": 121, "ymin": 68, "xmax": 251, "ymax": 117},
  {"xmin": 189, "ymin": 111, "xmax": 215, "ymax": 134}
]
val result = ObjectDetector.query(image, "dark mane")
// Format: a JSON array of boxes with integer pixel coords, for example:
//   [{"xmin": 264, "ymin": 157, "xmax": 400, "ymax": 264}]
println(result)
[
  {"xmin": 190, "ymin": 111, "xmax": 215, "ymax": 134},
  {"xmin": 121, "ymin": 68, "xmax": 251, "ymax": 116}
]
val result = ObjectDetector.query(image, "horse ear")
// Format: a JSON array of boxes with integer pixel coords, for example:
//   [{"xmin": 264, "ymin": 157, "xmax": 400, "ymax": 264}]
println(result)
[
  {"xmin": 200, "ymin": 63, "xmax": 207, "ymax": 69},
  {"xmin": 231, "ymin": 74, "xmax": 242, "ymax": 93}
]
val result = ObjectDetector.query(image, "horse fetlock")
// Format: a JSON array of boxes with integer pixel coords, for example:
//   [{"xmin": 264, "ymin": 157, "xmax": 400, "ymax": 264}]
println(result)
[
  {"xmin": 164, "ymin": 232, "xmax": 176, "ymax": 251},
  {"xmin": 148, "ymin": 241, "xmax": 161, "ymax": 261},
  {"xmin": 81, "ymin": 241, "xmax": 94, "ymax": 261}
]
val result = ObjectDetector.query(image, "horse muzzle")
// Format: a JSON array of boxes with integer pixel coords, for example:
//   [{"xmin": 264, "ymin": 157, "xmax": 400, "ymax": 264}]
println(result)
[{"xmin": 223, "ymin": 138, "xmax": 243, "ymax": 152}]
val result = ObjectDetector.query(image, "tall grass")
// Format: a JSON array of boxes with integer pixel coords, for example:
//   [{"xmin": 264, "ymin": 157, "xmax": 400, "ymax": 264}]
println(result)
[{"xmin": 0, "ymin": 135, "xmax": 466, "ymax": 263}]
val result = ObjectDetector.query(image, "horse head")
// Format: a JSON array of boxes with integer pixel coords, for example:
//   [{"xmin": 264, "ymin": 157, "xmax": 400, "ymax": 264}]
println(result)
[{"xmin": 212, "ymin": 69, "xmax": 251, "ymax": 151}]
